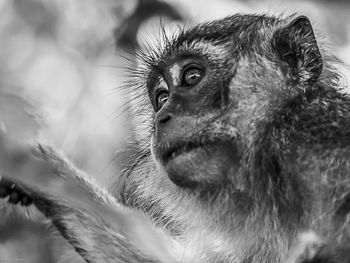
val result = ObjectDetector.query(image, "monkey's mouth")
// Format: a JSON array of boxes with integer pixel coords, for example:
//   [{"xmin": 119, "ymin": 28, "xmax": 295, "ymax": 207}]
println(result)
[
  {"xmin": 157, "ymin": 139, "xmax": 238, "ymax": 189},
  {"xmin": 160, "ymin": 141, "xmax": 204, "ymax": 164}
]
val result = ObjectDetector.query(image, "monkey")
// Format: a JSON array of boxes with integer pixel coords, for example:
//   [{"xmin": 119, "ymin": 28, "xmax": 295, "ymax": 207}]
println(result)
[{"xmin": 0, "ymin": 13, "xmax": 350, "ymax": 263}]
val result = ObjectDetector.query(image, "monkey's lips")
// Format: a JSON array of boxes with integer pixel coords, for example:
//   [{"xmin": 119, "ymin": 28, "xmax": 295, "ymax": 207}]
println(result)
[
  {"xmin": 158, "ymin": 141, "xmax": 237, "ymax": 188},
  {"xmin": 160, "ymin": 141, "xmax": 204, "ymax": 164}
]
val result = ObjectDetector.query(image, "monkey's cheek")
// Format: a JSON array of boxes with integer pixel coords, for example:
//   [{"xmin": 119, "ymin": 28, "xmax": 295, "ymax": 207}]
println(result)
[{"xmin": 165, "ymin": 146, "xmax": 235, "ymax": 189}]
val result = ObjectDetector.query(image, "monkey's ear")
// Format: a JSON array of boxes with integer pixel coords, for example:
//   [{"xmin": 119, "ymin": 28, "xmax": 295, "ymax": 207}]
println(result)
[{"xmin": 273, "ymin": 16, "xmax": 323, "ymax": 85}]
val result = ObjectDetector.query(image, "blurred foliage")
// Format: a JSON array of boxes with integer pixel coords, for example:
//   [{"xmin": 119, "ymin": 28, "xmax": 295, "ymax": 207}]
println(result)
[
  {"xmin": 115, "ymin": 0, "xmax": 183, "ymax": 50},
  {"xmin": 0, "ymin": 0, "xmax": 349, "ymax": 262}
]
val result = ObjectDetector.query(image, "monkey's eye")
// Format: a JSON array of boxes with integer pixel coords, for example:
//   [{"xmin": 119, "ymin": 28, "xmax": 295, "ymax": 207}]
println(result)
[
  {"xmin": 155, "ymin": 90, "xmax": 169, "ymax": 111},
  {"xmin": 182, "ymin": 67, "xmax": 203, "ymax": 86}
]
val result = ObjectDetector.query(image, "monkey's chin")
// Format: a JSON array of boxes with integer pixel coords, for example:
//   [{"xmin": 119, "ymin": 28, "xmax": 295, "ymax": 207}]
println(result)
[{"xmin": 164, "ymin": 143, "xmax": 237, "ymax": 189}]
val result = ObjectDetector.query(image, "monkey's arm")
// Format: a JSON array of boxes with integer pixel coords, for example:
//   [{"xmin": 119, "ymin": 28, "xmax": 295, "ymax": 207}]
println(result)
[
  {"xmin": 27, "ymin": 190, "xmax": 162, "ymax": 263},
  {"xmin": 0, "ymin": 139, "xmax": 173, "ymax": 263}
]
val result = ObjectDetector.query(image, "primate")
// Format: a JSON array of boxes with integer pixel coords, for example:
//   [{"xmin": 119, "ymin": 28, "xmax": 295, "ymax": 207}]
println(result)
[{"xmin": 0, "ymin": 13, "xmax": 350, "ymax": 263}]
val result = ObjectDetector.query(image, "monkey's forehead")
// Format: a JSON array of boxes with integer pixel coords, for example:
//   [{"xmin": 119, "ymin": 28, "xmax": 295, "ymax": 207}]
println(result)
[{"xmin": 150, "ymin": 14, "xmax": 282, "ymax": 65}]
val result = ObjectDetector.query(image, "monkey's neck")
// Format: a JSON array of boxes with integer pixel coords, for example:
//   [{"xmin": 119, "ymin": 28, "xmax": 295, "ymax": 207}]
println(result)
[
  {"xmin": 281, "ymin": 85, "xmax": 350, "ymax": 147},
  {"xmin": 250, "ymin": 85, "xmax": 350, "ymax": 231}
]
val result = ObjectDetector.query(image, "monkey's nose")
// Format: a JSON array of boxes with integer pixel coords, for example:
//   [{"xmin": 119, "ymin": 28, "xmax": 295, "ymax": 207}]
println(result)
[{"xmin": 157, "ymin": 113, "xmax": 172, "ymax": 126}]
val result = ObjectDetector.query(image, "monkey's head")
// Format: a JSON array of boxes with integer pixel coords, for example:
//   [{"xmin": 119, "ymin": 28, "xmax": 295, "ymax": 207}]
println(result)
[
  {"xmin": 143, "ymin": 14, "xmax": 325, "ymax": 187},
  {"xmin": 123, "ymin": 13, "xmax": 340, "ymax": 245}
]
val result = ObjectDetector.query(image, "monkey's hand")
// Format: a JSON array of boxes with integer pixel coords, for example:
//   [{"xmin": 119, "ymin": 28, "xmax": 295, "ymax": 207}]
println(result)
[
  {"xmin": 0, "ymin": 137, "xmax": 45, "ymax": 224},
  {"xmin": 0, "ymin": 139, "xmax": 173, "ymax": 263},
  {"xmin": 0, "ymin": 177, "xmax": 33, "ymax": 206}
]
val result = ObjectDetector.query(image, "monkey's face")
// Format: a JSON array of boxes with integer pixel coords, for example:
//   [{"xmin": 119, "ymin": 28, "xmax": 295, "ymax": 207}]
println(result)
[
  {"xmin": 148, "ymin": 57, "xmax": 283, "ymax": 193},
  {"xmin": 147, "ymin": 47, "xmax": 245, "ymax": 192}
]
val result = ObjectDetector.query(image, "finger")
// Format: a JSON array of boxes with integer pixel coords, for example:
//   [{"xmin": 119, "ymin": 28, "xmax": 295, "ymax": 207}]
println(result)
[
  {"xmin": 8, "ymin": 190, "xmax": 22, "ymax": 204},
  {"xmin": 20, "ymin": 195, "xmax": 33, "ymax": 206},
  {"xmin": 0, "ymin": 185, "xmax": 10, "ymax": 198}
]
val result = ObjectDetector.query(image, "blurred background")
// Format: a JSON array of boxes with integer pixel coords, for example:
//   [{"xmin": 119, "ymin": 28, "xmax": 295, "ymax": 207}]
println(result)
[{"xmin": 0, "ymin": 0, "xmax": 349, "ymax": 262}]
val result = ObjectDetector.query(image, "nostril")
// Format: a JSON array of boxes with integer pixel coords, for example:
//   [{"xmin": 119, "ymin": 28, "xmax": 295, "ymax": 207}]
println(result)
[{"xmin": 157, "ymin": 113, "xmax": 172, "ymax": 125}]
